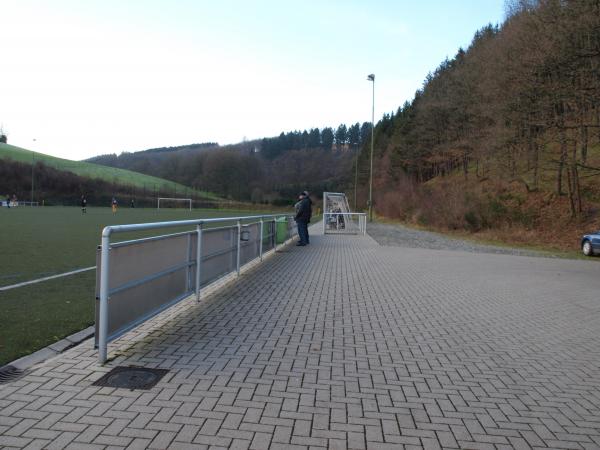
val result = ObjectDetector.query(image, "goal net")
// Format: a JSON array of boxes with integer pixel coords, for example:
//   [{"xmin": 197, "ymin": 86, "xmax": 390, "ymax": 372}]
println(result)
[{"xmin": 157, "ymin": 197, "xmax": 192, "ymax": 210}]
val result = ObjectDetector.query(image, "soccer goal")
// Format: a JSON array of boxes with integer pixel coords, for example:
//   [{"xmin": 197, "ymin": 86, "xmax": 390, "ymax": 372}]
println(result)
[{"xmin": 157, "ymin": 197, "xmax": 192, "ymax": 211}]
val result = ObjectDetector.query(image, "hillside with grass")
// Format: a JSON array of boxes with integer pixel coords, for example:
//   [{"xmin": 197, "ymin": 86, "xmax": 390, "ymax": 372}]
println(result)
[{"xmin": 0, "ymin": 143, "xmax": 219, "ymax": 200}]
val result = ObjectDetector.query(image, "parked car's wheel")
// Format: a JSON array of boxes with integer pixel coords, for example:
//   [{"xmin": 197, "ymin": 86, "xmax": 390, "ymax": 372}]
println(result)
[{"xmin": 582, "ymin": 240, "xmax": 594, "ymax": 256}]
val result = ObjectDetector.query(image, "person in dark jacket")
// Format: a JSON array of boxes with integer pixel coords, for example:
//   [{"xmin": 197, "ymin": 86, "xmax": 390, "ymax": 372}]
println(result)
[
  {"xmin": 303, "ymin": 190, "xmax": 312, "ymax": 244},
  {"xmin": 294, "ymin": 192, "xmax": 312, "ymax": 246}
]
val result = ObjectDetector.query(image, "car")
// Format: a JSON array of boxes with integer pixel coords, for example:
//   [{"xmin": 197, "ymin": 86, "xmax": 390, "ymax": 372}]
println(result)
[{"xmin": 581, "ymin": 231, "xmax": 600, "ymax": 256}]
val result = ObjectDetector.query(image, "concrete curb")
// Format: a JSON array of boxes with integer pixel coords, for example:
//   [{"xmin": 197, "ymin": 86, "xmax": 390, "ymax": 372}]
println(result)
[{"xmin": 2, "ymin": 326, "xmax": 95, "ymax": 372}]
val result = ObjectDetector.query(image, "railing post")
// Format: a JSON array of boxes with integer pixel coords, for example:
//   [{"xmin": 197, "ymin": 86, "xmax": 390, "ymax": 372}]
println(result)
[
  {"xmin": 236, "ymin": 220, "xmax": 241, "ymax": 275},
  {"xmin": 259, "ymin": 218, "xmax": 264, "ymax": 261},
  {"xmin": 186, "ymin": 233, "xmax": 192, "ymax": 292},
  {"xmin": 98, "ymin": 227, "xmax": 111, "ymax": 364},
  {"xmin": 195, "ymin": 223, "xmax": 203, "ymax": 302},
  {"xmin": 274, "ymin": 218, "xmax": 278, "ymax": 252},
  {"xmin": 323, "ymin": 192, "xmax": 327, "ymax": 234}
]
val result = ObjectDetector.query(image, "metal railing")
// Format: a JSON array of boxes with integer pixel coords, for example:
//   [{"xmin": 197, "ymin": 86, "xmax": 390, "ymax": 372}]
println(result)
[
  {"xmin": 323, "ymin": 212, "xmax": 367, "ymax": 235},
  {"xmin": 96, "ymin": 214, "xmax": 296, "ymax": 363}
]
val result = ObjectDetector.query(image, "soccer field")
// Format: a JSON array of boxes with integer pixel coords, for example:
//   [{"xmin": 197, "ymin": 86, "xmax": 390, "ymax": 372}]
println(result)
[{"xmin": 0, "ymin": 206, "xmax": 271, "ymax": 365}]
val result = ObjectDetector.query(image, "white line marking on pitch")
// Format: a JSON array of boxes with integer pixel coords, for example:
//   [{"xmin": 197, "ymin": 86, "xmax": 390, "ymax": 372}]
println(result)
[{"xmin": 0, "ymin": 267, "xmax": 96, "ymax": 292}]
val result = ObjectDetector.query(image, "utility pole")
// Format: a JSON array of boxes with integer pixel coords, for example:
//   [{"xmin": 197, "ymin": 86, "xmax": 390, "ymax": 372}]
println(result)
[{"xmin": 354, "ymin": 149, "xmax": 359, "ymax": 211}]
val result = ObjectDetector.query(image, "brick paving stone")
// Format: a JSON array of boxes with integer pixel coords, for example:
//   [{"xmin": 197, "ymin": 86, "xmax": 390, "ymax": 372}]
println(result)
[
  {"xmin": 272, "ymin": 425, "xmax": 292, "ymax": 443},
  {"xmin": 92, "ymin": 434, "xmax": 132, "ymax": 447},
  {"xmin": 2, "ymin": 227, "xmax": 600, "ymax": 449},
  {"xmin": 148, "ymin": 430, "xmax": 176, "ymax": 449},
  {"xmin": 124, "ymin": 437, "xmax": 152, "ymax": 449},
  {"xmin": 269, "ymin": 443, "xmax": 307, "ymax": 450},
  {"xmin": 63, "ymin": 443, "xmax": 104, "ymax": 450},
  {"xmin": 21, "ymin": 438, "xmax": 51, "ymax": 450},
  {"xmin": 0, "ymin": 436, "xmax": 32, "ymax": 447}
]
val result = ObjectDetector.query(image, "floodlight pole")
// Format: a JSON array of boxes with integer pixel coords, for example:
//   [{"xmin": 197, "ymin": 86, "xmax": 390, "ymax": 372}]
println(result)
[
  {"xmin": 354, "ymin": 149, "xmax": 359, "ymax": 211},
  {"xmin": 367, "ymin": 74, "xmax": 375, "ymax": 222}
]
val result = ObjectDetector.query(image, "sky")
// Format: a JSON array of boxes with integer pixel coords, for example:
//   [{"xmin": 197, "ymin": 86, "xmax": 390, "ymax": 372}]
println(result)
[{"xmin": 0, "ymin": 0, "xmax": 505, "ymax": 160}]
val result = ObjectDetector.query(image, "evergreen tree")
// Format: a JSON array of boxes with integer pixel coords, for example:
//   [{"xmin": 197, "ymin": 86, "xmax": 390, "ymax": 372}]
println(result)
[
  {"xmin": 335, "ymin": 124, "xmax": 348, "ymax": 149},
  {"xmin": 348, "ymin": 123, "xmax": 360, "ymax": 149},
  {"xmin": 301, "ymin": 130, "xmax": 309, "ymax": 148},
  {"xmin": 359, "ymin": 122, "xmax": 372, "ymax": 146},
  {"xmin": 308, "ymin": 128, "xmax": 321, "ymax": 148},
  {"xmin": 321, "ymin": 127, "xmax": 334, "ymax": 150}
]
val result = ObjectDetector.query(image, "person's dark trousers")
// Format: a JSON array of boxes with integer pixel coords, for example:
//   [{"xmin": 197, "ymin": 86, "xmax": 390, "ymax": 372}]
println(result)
[{"xmin": 297, "ymin": 220, "xmax": 309, "ymax": 245}]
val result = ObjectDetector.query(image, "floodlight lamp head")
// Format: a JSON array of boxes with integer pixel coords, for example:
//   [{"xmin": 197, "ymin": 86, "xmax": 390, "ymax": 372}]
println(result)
[{"xmin": 367, "ymin": 74, "xmax": 375, "ymax": 81}]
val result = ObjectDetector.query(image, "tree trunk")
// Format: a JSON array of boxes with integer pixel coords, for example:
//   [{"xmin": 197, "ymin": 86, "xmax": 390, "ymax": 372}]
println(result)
[
  {"xmin": 557, "ymin": 128, "xmax": 568, "ymax": 196},
  {"xmin": 566, "ymin": 161, "xmax": 576, "ymax": 218},
  {"xmin": 533, "ymin": 142, "xmax": 539, "ymax": 190},
  {"xmin": 580, "ymin": 124, "xmax": 588, "ymax": 164},
  {"xmin": 528, "ymin": 129, "xmax": 539, "ymax": 190},
  {"xmin": 572, "ymin": 141, "xmax": 582, "ymax": 214}
]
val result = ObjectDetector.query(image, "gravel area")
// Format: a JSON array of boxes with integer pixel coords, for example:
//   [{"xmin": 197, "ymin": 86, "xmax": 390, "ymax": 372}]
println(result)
[{"xmin": 367, "ymin": 221, "xmax": 564, "ymax": 258}]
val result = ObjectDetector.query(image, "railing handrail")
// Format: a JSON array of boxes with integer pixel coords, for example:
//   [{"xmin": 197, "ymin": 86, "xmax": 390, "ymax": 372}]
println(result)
[
  {"xmin": 102, "ymin": 214, "xmax": 291, "ymax": 238},
  {"xmin": 323, "ymin": 212, "xmax": 367, "ymax": 216}
]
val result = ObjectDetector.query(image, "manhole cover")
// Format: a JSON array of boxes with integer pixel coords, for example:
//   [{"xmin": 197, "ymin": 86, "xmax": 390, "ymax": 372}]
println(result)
[
  {"xmin": 93, "ymin": 366, "xmax": 169, "ymax": 390},
  {"xmin": 0, "ymin": 365, "xmax": 24, "ymax": 384}
]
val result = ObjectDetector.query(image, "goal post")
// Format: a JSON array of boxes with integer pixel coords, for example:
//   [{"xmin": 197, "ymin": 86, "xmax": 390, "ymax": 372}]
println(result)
[{"xmin": 157, "ymin": 197, "xmax": 192, "ymax": 211}]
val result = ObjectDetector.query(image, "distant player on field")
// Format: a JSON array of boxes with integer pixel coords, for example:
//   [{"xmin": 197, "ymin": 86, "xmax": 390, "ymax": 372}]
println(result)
[
  {"xmin": 81, "ymin": 195, "xmax": 87, "ymax": 214},
  {"xmin": 111, "ymin": 196, "xmax": 118, "ymax": 214}
]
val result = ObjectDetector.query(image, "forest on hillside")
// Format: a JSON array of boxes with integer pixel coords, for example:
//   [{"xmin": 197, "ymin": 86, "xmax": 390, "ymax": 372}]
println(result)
[
  {"xmin": 88, "ymin": 123, "xmax": 372, "ymax": 204},
  {"xmin": 87, "ymin": 142, "xmax": 219, "ymax": 180},
  {"xmin": 354, "ymin": 0, "xmax": 600, "ymax": 248}
]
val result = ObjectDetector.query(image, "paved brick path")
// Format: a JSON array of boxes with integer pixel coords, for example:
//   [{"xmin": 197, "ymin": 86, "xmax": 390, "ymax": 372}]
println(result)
[{"xmin": 2, "ymin": 230, "xmax": 600, "ymax": 449}]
